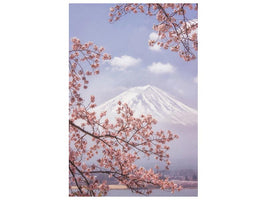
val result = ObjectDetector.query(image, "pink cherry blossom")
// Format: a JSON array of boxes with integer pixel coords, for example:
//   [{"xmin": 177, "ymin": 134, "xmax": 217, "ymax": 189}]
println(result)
[
  {"xmin": 90, "ymin": 95, "xmax": 95, "ymax": 103},
  {"xmin": 108, "ymin": 3, "xmax": 198, "ymax": 61},
  {"xmin": 69, "ymin": 95, "xmax": 179, "ymax": 196}
]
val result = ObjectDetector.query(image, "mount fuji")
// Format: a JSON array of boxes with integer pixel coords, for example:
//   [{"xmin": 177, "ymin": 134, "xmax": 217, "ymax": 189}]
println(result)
[{"xmin": 94, "ymin": 85, "xmax": 197, "ymax": 126}]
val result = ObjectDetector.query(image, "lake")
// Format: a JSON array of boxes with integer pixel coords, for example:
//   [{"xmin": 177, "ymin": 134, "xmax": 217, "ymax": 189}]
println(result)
[{"xmin": 107, "ymin": 188, "xmax": 198, "ymax": 196}]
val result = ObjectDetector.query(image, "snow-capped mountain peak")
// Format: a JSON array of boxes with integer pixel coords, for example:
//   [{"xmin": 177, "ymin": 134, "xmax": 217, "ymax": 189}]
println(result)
[{"xmin": 94, "ymin": 85, "xmax": 197, "ymax": 126}]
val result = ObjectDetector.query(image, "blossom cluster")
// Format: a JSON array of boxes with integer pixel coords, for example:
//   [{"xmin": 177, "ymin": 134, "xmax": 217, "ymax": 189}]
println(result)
[
  {"xmin": 69, "ymin": 37, "xmax": 111, "ymax": 106},
  {"xmin": 109, "ymin": 3, "xmax": 198, "ymax": 61},
  {"xmin": 69, "ymin": 101, "xmax": 179, "ymax": 196}
]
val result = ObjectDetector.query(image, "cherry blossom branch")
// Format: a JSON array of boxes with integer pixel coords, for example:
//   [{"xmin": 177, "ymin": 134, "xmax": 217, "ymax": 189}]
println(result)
[
  {"xmin": 109, "ymin": 3, "xmax": 198, "ymax": 61},
  {"xmin": 156, "ymin": 4, "xmax": 193, "ymax": 57},
  {"xmin": 69, "ymin": 120, "xmax": 111, "ymax": 147},
  {"xmin": 69, "ymin": 159, "xmax": 96, "ymax": 196},
  {"xmin": 69, "ymin": 165, "xmax": 83, "ymax": 194}
]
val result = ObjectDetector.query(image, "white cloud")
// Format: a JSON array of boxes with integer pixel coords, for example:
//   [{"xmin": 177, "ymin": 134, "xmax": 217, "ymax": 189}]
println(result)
[
  {"xmin": 147, "ymin": 62, "xmax": 175, "ymax": 74},
  {"xmin": 149, "ymin": 44, "xmax": 161, "ymax": 52},
  {"xmin": 194, "ymin": 76, "xmax": 198, "ymax": 84},
  {"xmin": 149, "ymin": 32, "xmax": 158, "ymax": 41},
  {"xmin": 148, "ymin": 32, "xmax": 161, "ymax": 52},
  {"xmin": 109, "ymin": 55, "xmax": 141, "ymax": 71}
]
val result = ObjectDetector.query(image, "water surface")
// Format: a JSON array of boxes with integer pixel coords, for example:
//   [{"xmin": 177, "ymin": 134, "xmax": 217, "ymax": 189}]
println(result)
[{"xmin": 107, "ymin": 188, "xmax": 197, "ymax": 196}]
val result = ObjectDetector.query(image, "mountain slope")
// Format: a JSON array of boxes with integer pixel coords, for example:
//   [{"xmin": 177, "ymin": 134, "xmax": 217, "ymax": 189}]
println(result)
[{"xmin": 94, "ymin": 85, "xmax": 197, "ymax": 126}]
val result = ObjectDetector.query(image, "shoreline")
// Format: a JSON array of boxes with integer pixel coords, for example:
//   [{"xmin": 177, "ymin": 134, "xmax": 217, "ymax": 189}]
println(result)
[
  {"xmin": 109, "ymin": 185, "xmax": 128, "ymax": 190},
  {"xmin": 109, "ymin": 180, "xmax": 198, "ymax": 190}
]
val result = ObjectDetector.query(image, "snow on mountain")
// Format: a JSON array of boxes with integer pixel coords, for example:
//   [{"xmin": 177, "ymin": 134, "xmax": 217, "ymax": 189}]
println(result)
[{"xmin": 94, "ymin": 85, "xmax": 197, "ymax": 126}]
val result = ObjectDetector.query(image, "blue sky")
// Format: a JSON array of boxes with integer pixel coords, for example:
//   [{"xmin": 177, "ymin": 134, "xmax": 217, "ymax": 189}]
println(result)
[{"xmin": 69, "ymin": 4, "xmax": 198, "ymax": 109}]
